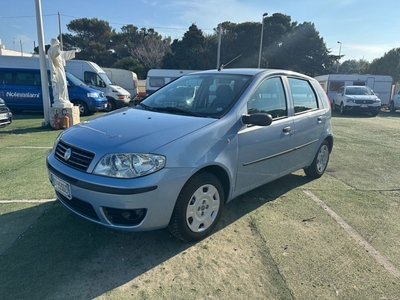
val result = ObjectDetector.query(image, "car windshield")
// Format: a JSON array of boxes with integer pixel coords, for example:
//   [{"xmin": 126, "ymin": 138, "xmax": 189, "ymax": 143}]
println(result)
[
  {"xmin": 345, "ymin": 86, "xmax": 374, "ymax": 95},
  {"xmin": 138, "ymin": 73, "xmax": 252, "ymax": 118},
  {"xmin": 66, "ymin": 72, "xmax": 86, "ymax": 86},
  {"xmin": 100, "ymin": 73, "xmax": 112, "ymax": 85}
]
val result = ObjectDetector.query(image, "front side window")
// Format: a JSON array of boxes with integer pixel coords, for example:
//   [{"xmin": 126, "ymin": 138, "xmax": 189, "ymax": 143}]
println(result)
[
  {"xmin": 288, "ymin": 78, "xmax": 318, "ymax": 114},
  {"xmin": 247, "ymin": 77, "xmax": 287, "ymax": 119},
  {"xmin": 84, "ymin": 72, "xmax": 109, "ymax": 87}
]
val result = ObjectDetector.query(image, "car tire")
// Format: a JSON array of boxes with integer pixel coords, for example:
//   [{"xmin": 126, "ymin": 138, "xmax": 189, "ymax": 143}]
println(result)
[
  {"xmin": 73, "ymin": 100, "xmax": 89, "ymax": 116},
  {"xmin": 304, "ymin": 140, "xmax": 330, "ymax": 178},
  {"xmin": 340, "ymin": 103, "xmax": 345, "ymax": 115},
  {"xmin": 370, "ymin": 109, "xmax": 379, "ymax": 117},
  {"xmin": 104, "ymin": 99, "xmax": 116, "ymax": 112},
  {"xmin": 390, "ymin": 101, "xmax": 396, "ymax": 113},
  {"xmin": 168, "ymin": 172, "xmax": 224, "ymax": 242}
]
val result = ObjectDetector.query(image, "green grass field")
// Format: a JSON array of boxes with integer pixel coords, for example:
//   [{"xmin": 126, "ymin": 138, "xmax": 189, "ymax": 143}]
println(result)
[{"xmin": 1, "ymin": 109, "xmax": 400, "ymax": 299}]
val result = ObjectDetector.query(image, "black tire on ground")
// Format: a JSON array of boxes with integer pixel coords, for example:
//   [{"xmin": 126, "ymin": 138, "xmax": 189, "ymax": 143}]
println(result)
[
  {"xmin": 340, "ymin": 103, "xmax": 345, "ymax": 115},
  {"xmin": 73, "ymin": 100, "xmax": 89, "ymax": 116},
  {"xmin": 104, "ymin": 99, "xmax": 116, "ymax": 112},
  {"xmin": 304, "ymin": 140, "xmax": 330, "ymax": 178},
  {"xmin": 168, "ymin": 172, "xmax": 224, "ymax": 242},
  {"xmin": 370, "ymin": 109, "xmax": 379, "ymax": 117},
  {"xmin": 390, "ymin": 101, "xmax": 396, "ymax": 113}
]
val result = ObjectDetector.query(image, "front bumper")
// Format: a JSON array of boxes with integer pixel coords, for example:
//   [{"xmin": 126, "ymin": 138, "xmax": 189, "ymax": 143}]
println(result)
[
  {"xmin": 343, "ymin": 103, "xmax": 380, "ymax": 112},
  {"xmin": 94, "ymin": 100, "xmax": 108, "ymax": 110},
  {"xmin": 46, "ymin": 153, "xmax": 191, "ymax": 231},
  {"xmin": 0, "ymin": 111, "xmax": 12, "ymax": 128},
  {"xmin": 115, "ymin": 96, "xmax": 131, "ymax": 108}
]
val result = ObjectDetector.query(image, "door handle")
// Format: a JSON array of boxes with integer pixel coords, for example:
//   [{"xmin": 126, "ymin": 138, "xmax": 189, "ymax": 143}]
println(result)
[
  {"xmin": 317, "ymin": 116, "xmax": 323, "ymax": 123},
  {"xmin": 283, "ymin": 126, "xmax": 292, "ymax": 135}
]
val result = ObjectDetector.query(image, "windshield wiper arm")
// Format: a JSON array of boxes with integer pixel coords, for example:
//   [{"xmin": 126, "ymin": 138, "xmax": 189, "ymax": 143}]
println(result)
[
  {"xmin": 138, "ymin": 103, "xmax": 159, "ymax": 112},
  {"xmin": 156, "ymin": 106, "xmax": 204, "ymax": 117}
]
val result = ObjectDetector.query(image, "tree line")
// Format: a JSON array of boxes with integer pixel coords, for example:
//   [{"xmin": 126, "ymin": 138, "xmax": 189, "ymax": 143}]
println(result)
[{"xmin": 34, "ymin": 13, "xmax": 400, "ymax": 82}]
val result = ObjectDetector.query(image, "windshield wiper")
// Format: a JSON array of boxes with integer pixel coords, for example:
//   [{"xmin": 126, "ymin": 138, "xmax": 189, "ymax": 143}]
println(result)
[
  {"xmin": 154, "ymin": 106, "xmax": 204, "ymax": 117},
  {"xmin": 138, "ymin": 103, "xmax": 158, "ymax": 112}
]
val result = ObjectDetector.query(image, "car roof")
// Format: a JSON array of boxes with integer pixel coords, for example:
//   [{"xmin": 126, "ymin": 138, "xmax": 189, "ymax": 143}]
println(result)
[
  {"xmin": 186, "ymin": 68, "xmax": 314, "ymax": 79},
  {"xmin": 344, "ymin": 85, "xmax": 368, "ymax": 88}
]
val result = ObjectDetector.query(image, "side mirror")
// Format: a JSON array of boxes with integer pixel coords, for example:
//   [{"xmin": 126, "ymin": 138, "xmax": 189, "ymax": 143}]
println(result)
[{"xmin": 242, "ymin": 113, "xmax": 273, "ymax": 126}]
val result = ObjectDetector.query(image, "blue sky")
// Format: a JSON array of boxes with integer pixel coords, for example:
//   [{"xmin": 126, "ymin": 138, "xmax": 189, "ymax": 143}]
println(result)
[{"xmin": 0, "ymin": 0, "xmax": 399, "ymax": 63}]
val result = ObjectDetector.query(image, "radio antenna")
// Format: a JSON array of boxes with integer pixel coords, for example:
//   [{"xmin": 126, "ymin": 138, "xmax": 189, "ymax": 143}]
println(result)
[{"xmin": 218, "ymin": 54, "xmax": 242, "ymax": 71}]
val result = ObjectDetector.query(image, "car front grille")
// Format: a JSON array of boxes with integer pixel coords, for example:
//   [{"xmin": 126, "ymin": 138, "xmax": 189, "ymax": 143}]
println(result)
[
  {"xmin": 56, "ymin": 191, "xmax": 100, "ymax": 222},
  {"xmin": 355, "ymin": 100, "xmax": 374, "ymax": 104},
  {"xmin": 55, "ymin": 140, "xmax": 95, "ymax": 172}
]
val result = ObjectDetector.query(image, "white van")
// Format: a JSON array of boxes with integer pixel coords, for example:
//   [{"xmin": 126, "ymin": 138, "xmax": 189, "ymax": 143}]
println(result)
[
  {"xmin": 66, "ymin": 60, "xmax": 131, "ymax": 111},
  {"xmin": 146, "ymin": 69, "xmax": 200, "ymax": 96},
  {"xmin": 102, "ymin": 67, "xmax": 138, "ymax": 100}
]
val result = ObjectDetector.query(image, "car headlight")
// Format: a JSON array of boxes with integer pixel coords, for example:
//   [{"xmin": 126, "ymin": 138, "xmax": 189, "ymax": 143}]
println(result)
[
  {"xmin": 344, "ymin": 98, "xmax": 354, "ymax": 103},
  {"xmin": 87, "ymin": 92, "xmax": 99, "ymax": 98},
  {"xmin": 93, "ymin": 153, "xmax": 166, "ymax": 178}
]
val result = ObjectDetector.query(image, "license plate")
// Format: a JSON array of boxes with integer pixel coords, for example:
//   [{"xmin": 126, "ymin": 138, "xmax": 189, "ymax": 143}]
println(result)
[
  {"xmin": 51, "ymin": 173, "xmax": 72, "ymax": 200},
  {"xmin": 361, "ymin": 104, "xmax": 368, "ymax": 108},
  {"xmin": 0, "ymin": 112, "xmax": 8, "ymax": 119}
]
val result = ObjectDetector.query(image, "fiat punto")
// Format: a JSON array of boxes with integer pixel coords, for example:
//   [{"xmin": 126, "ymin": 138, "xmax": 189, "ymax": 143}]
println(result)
[{"xmin": 46, "ymin": 68, "xmax": 333, "ymax": 242}]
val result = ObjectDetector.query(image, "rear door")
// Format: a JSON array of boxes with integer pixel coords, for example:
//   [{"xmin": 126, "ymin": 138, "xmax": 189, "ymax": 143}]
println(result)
[{"xmin": 285, "ymin": 77, "xmax": 327, "ymax": 170}]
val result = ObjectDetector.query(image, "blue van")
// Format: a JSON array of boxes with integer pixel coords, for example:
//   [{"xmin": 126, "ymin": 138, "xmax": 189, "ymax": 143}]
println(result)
[{"xmin": 0, "ymin": 68, "xmax": 107, "ymax": 115}]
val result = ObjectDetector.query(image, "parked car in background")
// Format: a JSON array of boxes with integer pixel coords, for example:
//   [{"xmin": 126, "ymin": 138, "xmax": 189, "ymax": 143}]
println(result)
[
  {"xmin": 46, "ymin": 68, "xmax": 334, "ymax": 242},
  {"xmin": 332, "ymin": 85, "xmax": 381, "ymax": 116},
  {"xmin": 390, "ymin": 91, "xmax": 400, "ymax": 113},
  {"xmin": 0, "ymin": 97, "xmax": 12, "ymax": 128}
]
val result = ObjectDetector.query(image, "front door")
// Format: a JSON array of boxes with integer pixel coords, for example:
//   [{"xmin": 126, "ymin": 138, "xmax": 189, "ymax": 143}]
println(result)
[{"xmin": 236, "ymin": 77, "xmax": 294, "ymax": 194}]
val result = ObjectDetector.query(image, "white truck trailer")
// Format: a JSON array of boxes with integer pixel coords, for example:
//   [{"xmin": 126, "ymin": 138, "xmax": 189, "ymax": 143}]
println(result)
[
  {"xmin": 314, "ymin": 74, "xmax": 393, "ymax": 106},
  {"xmin": 146, "ymin": 69, "xmax": 200, "ymax": 96}
]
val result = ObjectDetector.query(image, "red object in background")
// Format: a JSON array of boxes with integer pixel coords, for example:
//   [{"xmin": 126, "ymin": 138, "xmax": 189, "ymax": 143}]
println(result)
[{"xmin": 54, "ymin": 112, "xmax": 60, "ymax": 130}]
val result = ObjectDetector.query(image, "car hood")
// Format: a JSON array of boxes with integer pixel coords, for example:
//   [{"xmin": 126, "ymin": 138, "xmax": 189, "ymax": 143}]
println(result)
[
  {"xmin": 345, "ymin": 95, "xmax": 378, "ymax": 100},
  {"xmin": 60, "ymin": 107, "xmax": 217, "ymax": 153},
  {"xmin": 109, "ymin": 84, "xmax": 130, "ymax": 96}
]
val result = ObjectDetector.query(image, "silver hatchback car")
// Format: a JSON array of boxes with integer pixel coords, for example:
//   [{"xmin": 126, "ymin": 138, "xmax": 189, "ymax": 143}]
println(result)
[{"xmin": 46, "ymin": 68, "xmax": 333, "ymax": 242}]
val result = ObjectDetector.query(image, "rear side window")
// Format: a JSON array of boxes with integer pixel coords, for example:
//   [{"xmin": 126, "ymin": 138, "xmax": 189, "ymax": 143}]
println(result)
[
  {"xmin": 288, "ymin": 78, "xmax": 318, "ymax": 114},
  {"xmin": 149, "ymin": 77, "xmax": 165, "ymax": 88},
  {"xmin": 0, "ymin": 70, "xmax": 12, "ymax": 85}
]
